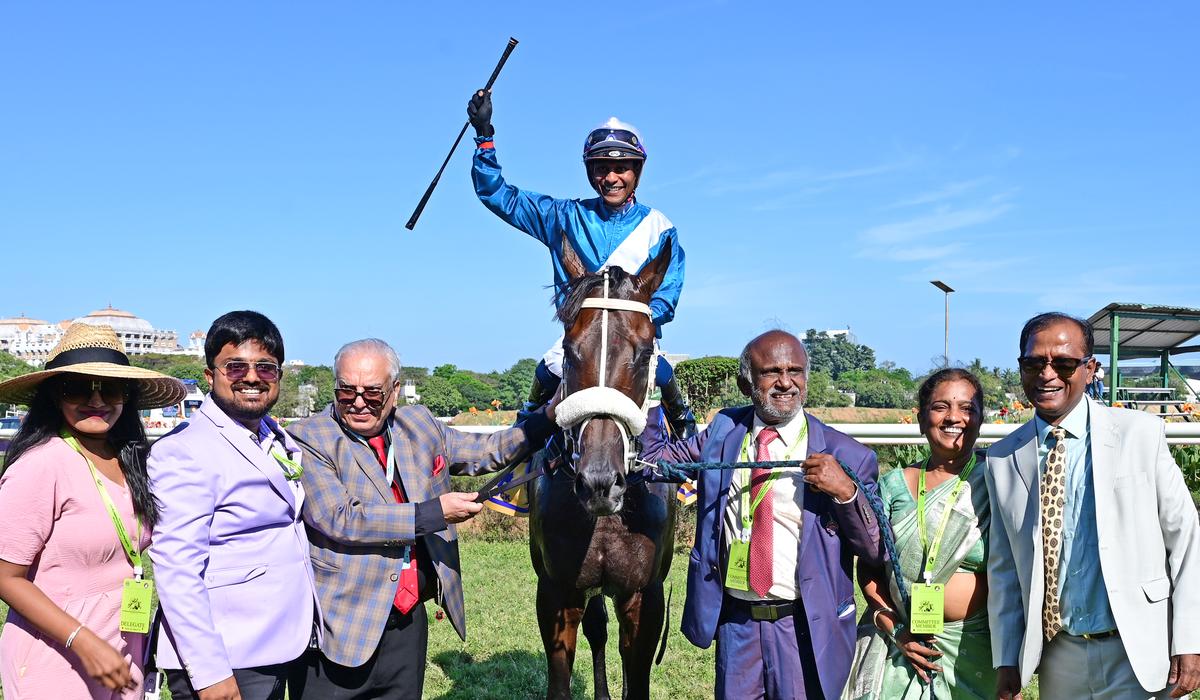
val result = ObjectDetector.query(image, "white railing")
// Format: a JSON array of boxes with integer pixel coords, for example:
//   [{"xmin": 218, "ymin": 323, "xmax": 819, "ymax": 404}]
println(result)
[
  {"xmin": 432, "ymin": 422, "xmax": 1200, "ymax": 445},
  {"xmin": 4, "ymin": 422, "xmax": 1200, "ymax": 446}
]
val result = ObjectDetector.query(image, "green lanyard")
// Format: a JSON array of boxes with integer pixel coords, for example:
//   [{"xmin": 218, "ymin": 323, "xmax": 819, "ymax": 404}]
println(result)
[
  {"xmin": 60, "ymin": 430, "xmax": 144, "ymax": 579},
  {"xmin": 737, "ymin": 421, "xmax": 808, "ymax": 535},
  {"xmin": 916, "ymin": 453, "xmax": 977, "ymax": 583},
  {"xmin": 269, "ymin": 446, "xmax": 304, "ymax": 481}
]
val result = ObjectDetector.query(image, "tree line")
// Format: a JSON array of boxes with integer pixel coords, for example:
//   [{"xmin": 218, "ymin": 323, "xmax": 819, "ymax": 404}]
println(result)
[{"xmin": 674, "ymin": 329, "xmax": 1028, "ymax": 415}]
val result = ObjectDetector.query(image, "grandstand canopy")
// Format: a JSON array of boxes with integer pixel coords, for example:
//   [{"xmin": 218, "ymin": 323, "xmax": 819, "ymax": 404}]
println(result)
[{"xmin": 1088, "ymin": 303, "xmax": 1200, "ymax": 357}]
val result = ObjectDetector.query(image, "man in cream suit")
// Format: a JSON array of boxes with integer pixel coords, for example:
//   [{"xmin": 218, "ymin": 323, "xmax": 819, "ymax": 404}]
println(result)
[
  {"xmin": 150, "ymin": 311, "xmax": 319, "ymax": 700},
  {"xmin": 986, "ymin": 312, "xmax": 1200, "ymax": 699}
]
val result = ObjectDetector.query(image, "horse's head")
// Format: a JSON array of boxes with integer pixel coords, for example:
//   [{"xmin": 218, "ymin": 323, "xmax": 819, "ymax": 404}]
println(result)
[{"xmin": 553, "ymin": 237, "xmax": 672, "ymax": 517}]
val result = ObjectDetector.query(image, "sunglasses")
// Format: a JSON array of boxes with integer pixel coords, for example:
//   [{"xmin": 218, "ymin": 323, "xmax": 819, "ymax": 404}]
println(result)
[
  {"xmin": 59, "ymin": 378, "xmax": 132, "ymax": 405},
  {"xmin": 334, "ymin": 383, "xmax": 392, "ymax": 408},
  {"xmin": 1017, "ymin": 355, "xmax": 1093, "ymax": 378},
  {"xmin": 215, "ymin": 360, "xmax": 282, "ymax": 383}
]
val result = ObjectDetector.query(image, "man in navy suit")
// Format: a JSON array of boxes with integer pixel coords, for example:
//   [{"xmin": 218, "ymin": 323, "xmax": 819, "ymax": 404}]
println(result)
[{"xmin": 641, "ymin": 329, "xmax": 884, "ymax": 699}]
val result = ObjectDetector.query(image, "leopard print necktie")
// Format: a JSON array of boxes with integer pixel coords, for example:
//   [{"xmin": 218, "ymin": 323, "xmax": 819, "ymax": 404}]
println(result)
[{"xmin": 1041, "ymin": 426, "xmax": 1068, "ymax": 641}]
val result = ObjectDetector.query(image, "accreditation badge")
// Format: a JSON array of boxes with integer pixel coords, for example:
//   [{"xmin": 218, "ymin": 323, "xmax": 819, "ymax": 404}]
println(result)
[
  {"xmin": 909, "ymin": 582, "xmax": 945, "ymax": 635},
  {"xmin": 725, "ymin": 540, "xmax": 750, "ymax": 591},
  {"xmin": 120, "ymin": 578, "xmax": 154, "ymax": 634}
]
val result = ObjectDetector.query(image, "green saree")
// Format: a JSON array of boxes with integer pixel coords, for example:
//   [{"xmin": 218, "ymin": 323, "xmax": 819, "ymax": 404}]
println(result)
[{"xmin": 842, "ymin": 453, "xmax": 996, "ymax": 700}]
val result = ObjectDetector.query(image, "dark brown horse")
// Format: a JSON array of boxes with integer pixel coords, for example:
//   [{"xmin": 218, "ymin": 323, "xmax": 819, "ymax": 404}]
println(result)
[{"xmin": 528, "ymin": 239, "xmax": 678, "ymax": 700}]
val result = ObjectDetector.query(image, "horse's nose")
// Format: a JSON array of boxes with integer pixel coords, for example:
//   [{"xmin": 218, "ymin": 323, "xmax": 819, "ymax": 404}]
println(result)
[{"xmin": 575, "ymin": 466, "xmax": 626, "ymax": 516}]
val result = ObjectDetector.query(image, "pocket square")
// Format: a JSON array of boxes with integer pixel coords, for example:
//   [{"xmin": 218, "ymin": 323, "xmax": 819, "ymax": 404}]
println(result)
[{"xmin": 433, "ymin": 455, "xmax": 446, "ymax": 476}]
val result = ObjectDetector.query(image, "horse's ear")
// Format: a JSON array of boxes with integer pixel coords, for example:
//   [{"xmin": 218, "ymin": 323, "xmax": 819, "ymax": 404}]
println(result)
[
  {"xmin": 636, "ymin": 239, "xmax": 672, "ymax": 294},
  {"xmin": 560, "ymin": 235, "xmax": 586, "ymax": 281}
]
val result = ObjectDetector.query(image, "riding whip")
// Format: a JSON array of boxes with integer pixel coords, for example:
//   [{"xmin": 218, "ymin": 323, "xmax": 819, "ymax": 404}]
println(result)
[{"xmin": 404, "ymin": 37, "xmax": 519, "ymax": 230}]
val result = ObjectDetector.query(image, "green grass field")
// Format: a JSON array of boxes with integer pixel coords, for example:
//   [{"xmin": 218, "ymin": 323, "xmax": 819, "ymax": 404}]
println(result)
[{"xmin": 425, "ymin": 539, "xmax": 714, "ymax": 699}]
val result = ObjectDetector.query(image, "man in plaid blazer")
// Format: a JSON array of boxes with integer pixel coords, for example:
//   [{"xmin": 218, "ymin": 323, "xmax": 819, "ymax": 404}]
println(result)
[{"xmin": 287, "ymin": 339, "xmax": 555, "ymax": 698}]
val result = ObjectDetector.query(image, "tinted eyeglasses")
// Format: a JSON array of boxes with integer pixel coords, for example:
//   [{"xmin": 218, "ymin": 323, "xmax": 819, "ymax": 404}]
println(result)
[
  {"xmin": 334, "ymin": 383, "xmax": 392, "ymax": 408},
  {"xmin": 1017, "ymin": 355, "xmax": 1093, "ymax": 378},
  {"xmin": 59, "ymin": 378, "xmax": 132, "ymax": 405},
  {"xmin": 215, "ymin": 361, "xmax": 282, "ymax": 383}
]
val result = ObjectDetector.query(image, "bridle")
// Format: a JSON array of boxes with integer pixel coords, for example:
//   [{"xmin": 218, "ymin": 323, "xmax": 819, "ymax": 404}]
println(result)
[{"xmin": 553, "ymin": 269, "xmax": 658, "ymax": 477}]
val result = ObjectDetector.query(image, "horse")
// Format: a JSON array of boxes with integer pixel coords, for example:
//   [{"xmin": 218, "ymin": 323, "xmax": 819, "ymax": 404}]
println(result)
[{"xmin": 527, "ymin": 238, "xmax": 678, "ymax": 700}]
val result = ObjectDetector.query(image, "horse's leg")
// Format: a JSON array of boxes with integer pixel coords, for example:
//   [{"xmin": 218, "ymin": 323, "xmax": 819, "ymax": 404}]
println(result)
[
  {"xmin": 614, "ymin": 581, "xmax": 665, "ymax": 700},
  {"xmin": 536, "ymin": 577, "xmax": 586, "ymax": 700},
  {"xmin": 582, "ymin": 595, "xmax": 611, "ymax": 700}
]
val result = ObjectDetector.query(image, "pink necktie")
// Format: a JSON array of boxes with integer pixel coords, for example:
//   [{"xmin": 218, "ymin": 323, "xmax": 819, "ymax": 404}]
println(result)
[{"xmin": 748, "ymin": 426, "xmax": 779, "ymax": 597}]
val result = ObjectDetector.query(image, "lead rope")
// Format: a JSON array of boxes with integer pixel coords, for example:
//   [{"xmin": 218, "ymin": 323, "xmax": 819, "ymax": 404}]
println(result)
[{"xmin": 647, "ymin": 457, "xmax": 909, "ymax": 614}]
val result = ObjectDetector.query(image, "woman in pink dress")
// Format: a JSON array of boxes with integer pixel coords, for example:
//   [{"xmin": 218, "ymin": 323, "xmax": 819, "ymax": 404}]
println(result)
[{"xmin": 0, "ymin": 323, "xmax": 186, "ymax": 699}]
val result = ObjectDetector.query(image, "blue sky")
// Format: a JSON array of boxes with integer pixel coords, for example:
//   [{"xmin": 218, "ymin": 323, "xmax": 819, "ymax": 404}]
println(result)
[{"xmin": 3, "ymin": 2, "xmax": 1197, "ymax": 373}]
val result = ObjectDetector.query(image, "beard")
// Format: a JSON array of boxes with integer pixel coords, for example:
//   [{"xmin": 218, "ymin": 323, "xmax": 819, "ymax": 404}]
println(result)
[
  {"xmin": 751, "ymin": 384, "xmax": 805, "ymax": 423},
  {"xmin": 211, "ymin": 384, "xmax": 278, "ymax": 426}
]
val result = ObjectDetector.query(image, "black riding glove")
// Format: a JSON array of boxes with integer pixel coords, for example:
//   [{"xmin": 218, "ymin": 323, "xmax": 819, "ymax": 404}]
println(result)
[{"xmin": 467, "ymin": 89, "xmax": 494, "ymax": 138}]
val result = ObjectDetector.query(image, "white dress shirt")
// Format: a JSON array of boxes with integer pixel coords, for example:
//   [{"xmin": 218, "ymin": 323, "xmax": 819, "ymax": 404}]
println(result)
[{"xmin": 724, "ymin": 411, "xmax": 809, "ymax": 601}]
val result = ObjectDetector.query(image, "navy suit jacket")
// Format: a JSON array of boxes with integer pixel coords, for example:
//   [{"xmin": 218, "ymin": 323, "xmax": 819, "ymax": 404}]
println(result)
[{"xmin": 642, "ymin": 406, "xmax": 884, "ymax": 700}]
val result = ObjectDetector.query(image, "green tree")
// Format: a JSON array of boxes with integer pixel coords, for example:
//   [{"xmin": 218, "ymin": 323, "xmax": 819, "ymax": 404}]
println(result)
[
  {"xmin": 450, "ymin": 373, "xmax": 497, "ymax": 410},
  {"xmin": 675, "ymin": 356, "xmax": 740, "ymax": 415},
  {"xmin": 496, "ymin": 358, "xmax": 538, "ymax": 410},
  {"xmin": 965, "ymin": 359, "xmax": 1006, "ymax": 410},
  {"xmin": 130, "ymin": 353, "xmax": 210, "ymax": 393},
  {"xmin": 417, "ymin": 376, "xmax": 464, "ymax": 417},
  {"xmin": 806, "ymin": 369, "xmax": 852, "ymax": 407},
  {"xmin": 433, "ymin": 364, "xmax": 458, "ymax": 380},
  {"xmin": 0, "ymin": 352, "xmax": 35, "ymax": 413},
  {"xmin": 400, "ymin": 366, "xmax": 429, "ymax": 383},
  {"xmin": 802, "ymin": 329, "xmax": 876, "ymax": 379},
  {"xmin": 837, "ymin": 367, "xmax": 915, "ymax": 408}
]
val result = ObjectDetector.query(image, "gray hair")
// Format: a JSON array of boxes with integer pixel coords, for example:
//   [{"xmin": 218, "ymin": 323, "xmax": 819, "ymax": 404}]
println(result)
[
  {"xmin": 738, "ymin": 328, "xmax": 808, "ymax": 384},
  {"xmin": 334, "ymin": 338, "xmax": 402, "ymax": 383}
]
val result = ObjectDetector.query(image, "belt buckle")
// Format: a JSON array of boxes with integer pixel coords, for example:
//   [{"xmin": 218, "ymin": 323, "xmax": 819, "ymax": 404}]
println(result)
[
  {"xmin": 1080, "ymin": 629, "xmax": 1117, "ymax": 640},
  {"xmin": 749, "ymin": 604, "xmax": 784, "ymax": 622}
]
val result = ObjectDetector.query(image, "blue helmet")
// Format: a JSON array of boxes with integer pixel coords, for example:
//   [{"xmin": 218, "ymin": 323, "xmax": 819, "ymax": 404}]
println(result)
[{"xmin": 582, "ymin": 117, "xmax": 647, "ymax": 163}]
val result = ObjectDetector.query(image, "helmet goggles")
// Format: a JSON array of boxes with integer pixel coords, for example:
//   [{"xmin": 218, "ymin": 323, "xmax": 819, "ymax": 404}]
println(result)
[{"xmin": 583, "ymin": 128, "xmax": 646, "ymax": 162}]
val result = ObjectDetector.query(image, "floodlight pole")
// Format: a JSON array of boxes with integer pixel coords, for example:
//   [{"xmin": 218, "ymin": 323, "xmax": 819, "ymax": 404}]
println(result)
[{"xmin": 931, "ymin": 280, "xmax": 955, "ymax": 365}]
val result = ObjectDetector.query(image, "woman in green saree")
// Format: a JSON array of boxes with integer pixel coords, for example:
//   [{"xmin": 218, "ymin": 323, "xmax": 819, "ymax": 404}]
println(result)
[{"xmin": 844, "ymin": 369, "xmax": 994, "ymax": 699}]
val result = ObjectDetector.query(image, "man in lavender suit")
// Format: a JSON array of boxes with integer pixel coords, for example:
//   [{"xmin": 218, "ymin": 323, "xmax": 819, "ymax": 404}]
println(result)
[
  {"xmin": 641, "ymin": 330, "xmax": 885, "ymax": 699},
  {"xmin": 149, "ymin": 311, "xmax": 320, "ymax": 700}
]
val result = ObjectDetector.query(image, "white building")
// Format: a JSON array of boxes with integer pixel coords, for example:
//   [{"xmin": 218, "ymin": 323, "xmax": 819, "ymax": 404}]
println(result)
[{"xmin": 0, "ymin": 306, "xmax": 204, "ymax": 366}]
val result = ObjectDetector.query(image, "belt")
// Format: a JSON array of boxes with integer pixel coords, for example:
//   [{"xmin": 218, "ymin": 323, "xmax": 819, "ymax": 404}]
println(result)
[
  {"xmin": 728, "ymin": 597, "xmax": 796, "ymax": 622},
  {"xmin": 1071, "ymin": 629, "xmax": 1120, "ymax": 640},
  {"xmin": 385, "ymin": 607, "xmax": 414, "ymax": 629}
]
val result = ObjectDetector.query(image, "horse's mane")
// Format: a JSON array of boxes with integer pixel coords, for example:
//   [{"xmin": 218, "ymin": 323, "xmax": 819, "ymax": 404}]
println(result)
[{"xmin": 556, "ymin": 267, "xmax": 639, "ymax": 325}]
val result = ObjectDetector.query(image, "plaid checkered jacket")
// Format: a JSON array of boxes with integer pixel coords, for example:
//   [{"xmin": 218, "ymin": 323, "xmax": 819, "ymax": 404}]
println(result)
[{"xmin": 287, "ymin": 404, "xmax": 548, "ymax": 667}]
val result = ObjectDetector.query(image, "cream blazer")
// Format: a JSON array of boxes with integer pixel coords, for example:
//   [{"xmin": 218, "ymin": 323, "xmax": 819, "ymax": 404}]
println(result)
[{"xmin": 985, "ymin": 400, "xmax": 1200, "ymax": 690}]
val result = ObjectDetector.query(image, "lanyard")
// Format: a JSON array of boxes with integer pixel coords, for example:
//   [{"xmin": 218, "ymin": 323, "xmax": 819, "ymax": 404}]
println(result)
[
  {"xmin": 737, "ymin": 421, "xmax": 808, "ymax": 534},
  {"xmin": 60, "ymin": 430, "xmax": 144, "ymax": 579},
  {"xmin": 347, "ymin": 430, "xmax": 397, "ymax": 487},
  {"xmin": 916, "ymin": 453, "xmax": 977, "ymax": 583}
]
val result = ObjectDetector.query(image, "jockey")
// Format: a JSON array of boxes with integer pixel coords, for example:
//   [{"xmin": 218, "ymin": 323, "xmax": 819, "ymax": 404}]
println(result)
[{"xmin": 468, "ymin": 89, "xmax": 694, "ymax": 437}]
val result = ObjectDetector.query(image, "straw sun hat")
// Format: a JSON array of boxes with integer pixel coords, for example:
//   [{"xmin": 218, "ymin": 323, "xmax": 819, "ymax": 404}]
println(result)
[{"xmin": 0, "ymin": 323, "xmax": 188, "ymax": 409}]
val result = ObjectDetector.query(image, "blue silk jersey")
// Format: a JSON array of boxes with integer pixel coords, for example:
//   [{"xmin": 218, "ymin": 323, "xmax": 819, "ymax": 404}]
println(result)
[{"xmin": 472, "ymin": 137, "xmax": 685, "ymax": 332}]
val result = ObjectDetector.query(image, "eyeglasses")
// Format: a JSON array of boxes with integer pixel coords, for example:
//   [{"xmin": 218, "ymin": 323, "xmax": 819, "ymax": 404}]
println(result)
[
  {"xmin": 215, "ymin": 361, "xmax": 282, "ymax": 383},
  {"xmin": 59, "ymin": 378, "xmax": 131, "ymax": 405},
  {"xmin": 1017, "ymin": 355, "xmax": 1093, "ymax": 378},
  {"xmin": 334, "ymin": 383, "xmax": 393, "ymax": 408}
]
